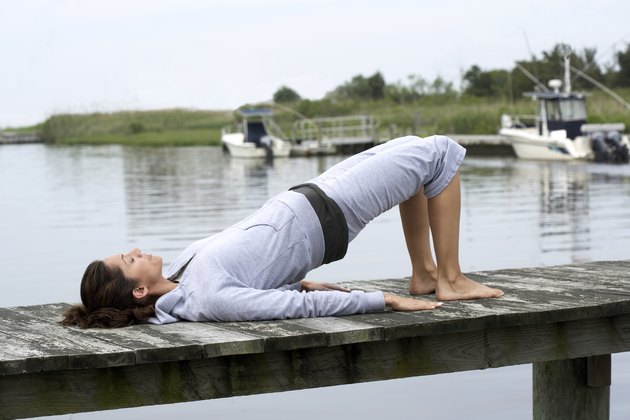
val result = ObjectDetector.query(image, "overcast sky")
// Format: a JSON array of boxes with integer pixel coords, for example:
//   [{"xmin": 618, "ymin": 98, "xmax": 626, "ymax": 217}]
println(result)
[{"xmin": 2, "ymin": 0, "xmax": 630, "ymax": 127}]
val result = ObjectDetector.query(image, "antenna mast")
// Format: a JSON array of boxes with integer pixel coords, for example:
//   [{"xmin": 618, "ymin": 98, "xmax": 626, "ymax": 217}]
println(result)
[
  {"xmin": 516, "ymin": 63, "xmax": 549, "ymax": 92},
  {"xmin": 563, "ymin": 56, "xmax": 572, "ymax": 93}
]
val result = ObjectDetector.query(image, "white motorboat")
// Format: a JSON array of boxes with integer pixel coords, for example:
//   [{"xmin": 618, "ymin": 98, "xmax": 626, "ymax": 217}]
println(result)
[
  {"xmin": 500, "ymin": 58, "xmax": 629, "ymax": 163},
  {"xmin": 221, "ymin": 109, "xmax": 291, "ymax": 158},
  {"xmin": 222, "ymin": 107, "xmax": 380, "ymax": 158}
]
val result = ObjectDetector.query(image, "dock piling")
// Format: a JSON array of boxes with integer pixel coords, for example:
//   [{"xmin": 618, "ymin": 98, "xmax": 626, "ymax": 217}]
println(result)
[{"xmin": 533, "ymin": 355, "xmax": 611, "ymax": 420}]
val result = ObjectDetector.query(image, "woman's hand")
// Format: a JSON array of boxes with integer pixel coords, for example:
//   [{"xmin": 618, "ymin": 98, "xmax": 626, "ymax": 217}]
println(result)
[
  {"xmin": 300, "ymin": 280, "xmax": 351, "ymax": 293},
  {"xmin": 384, "ymin": 293, "xmax": 443, "ymax": 311}
]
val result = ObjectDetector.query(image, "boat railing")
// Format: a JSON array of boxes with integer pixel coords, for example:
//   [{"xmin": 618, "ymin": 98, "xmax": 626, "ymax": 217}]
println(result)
[
  {"xmin": 291, "ymin": 115, "xmax": 379, "ymax": 143},
  {"xmin": 501, "ymin": 114, "xmax": 539, "ymax": 129},
  {"xmin": 262, "ymin": 117, "xmax": 289, "ymax": 140},
  {"xmin": 221, "ymin": 123, "xmax": 242, "ymax": 136}
]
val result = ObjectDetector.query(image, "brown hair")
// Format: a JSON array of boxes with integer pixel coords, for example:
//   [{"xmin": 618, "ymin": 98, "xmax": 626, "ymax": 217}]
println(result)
[{"xmin": 61, "ymin": 260, "xmax": 155, "ymax": 328}]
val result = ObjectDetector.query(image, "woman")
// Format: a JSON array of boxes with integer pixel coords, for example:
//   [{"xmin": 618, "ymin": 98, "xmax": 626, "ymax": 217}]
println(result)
[{"xmin": 62, "ymin": 135, "xmax": 503, "ymax": 328}]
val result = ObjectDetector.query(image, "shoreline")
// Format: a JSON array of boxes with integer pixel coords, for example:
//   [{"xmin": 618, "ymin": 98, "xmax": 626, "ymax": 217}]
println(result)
[
  {"xmin": 0, "ymin": 131, "xmax": 43, "ymax": 145},
  {"xmin": 7, "ymin": 89, "xmax": 630, "ymax": 148}
]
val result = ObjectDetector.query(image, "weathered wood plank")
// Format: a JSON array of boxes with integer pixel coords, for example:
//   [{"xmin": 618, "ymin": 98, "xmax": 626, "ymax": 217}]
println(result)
[
  {"xmin": 2, "ymin": 313, "xmax": 629, "ymax": 418},
  {"xmin": 0, "ymin": 306, "xmax": 134, "ymax": 375},
  {"xmin": 289, "ymin": 317, "xmax": 383, "ymax": 346},
  {"xmin": 0, "ymin": 260, "xmax": 629, "ymax": 417},
  {"xmin": 10, "ymin": 303, "xmax": 266, "ymax": 363},
  {"xmin": 533, "ymin": 357, "xmax": 610, "ymax": 420},
  {"xmin": 2, "ymin": 261, "xmax": 630, "ymax": 376},
  {"xmin": 217, "ymin": 319, "xmax": 327, "ymax": 352},
  {"xmin": 587, "ymin": 354, "xmax": 611, "ymax": 388}
]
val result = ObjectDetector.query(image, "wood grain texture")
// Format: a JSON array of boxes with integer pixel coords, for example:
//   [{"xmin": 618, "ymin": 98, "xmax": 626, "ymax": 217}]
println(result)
[
  {"xmin": 2, "ymin": 313, "xmax": 628, "ymax": 418},
  {"xmin": 0, "ymin": 260, "xmax": 629, "ymax": 417},
  {"xmin": 533, "ymin": 358, "xmax": 610, "ymax": 420}
]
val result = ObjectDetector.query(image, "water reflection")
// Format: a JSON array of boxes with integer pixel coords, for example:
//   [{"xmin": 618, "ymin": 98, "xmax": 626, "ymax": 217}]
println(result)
[
  {"xmin": 118, "ymin": 147, "xmax": 341, "ymax": 262},
  {"xmin": 536, "ymin": 163, "xmax": 591, "ymax": 263},
  {"xmin": 2, "ymin": 144, "xmax": 630, "ymax": 419},
  {"xmin": 460, "ymin": 158, "xmax": 630, "ymax": 270}
]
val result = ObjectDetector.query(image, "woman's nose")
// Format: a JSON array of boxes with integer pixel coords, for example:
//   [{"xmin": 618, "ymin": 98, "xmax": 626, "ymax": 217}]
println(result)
[{"xmin": 126, "ymin": 248, "xmax": 140, "ymax": 256}]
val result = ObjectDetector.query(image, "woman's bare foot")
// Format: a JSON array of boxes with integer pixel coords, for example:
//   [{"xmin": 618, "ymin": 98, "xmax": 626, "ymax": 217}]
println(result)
[
  {"xmin": 435, "ymin": 273, "xmax": 504, "ymax": 301},
  {"xmin": 408, "ymin": 268, "xmax": 438, "ymax": 295}
]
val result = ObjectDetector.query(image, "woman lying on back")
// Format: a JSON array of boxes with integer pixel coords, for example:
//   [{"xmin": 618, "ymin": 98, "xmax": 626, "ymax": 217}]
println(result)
[{"xmin": 62, "ymin": 135, "xmax": 503, "ymax": 328}]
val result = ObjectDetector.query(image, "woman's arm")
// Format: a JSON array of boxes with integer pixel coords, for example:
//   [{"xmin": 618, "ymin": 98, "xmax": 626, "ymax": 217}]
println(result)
[
  {"xmin": 184, "ymin": 278, "xmax": 442, "ymax": 322},
  {"xmin": 193, "ymin": 285, "xmax": 385, "ymax": 322},
  {"xmin": 299, "ymin": 281, "xmax": 442, "ymax": 311}
]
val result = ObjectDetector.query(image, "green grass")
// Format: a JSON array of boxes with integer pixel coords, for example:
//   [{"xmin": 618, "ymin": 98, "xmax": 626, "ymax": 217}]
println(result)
[
  {"xmin": 28, "ymin": 90, "xmax": 630, "ymax": 147},
  {"xmin": 40, "ymin": 109, "xmax": 233, "ymax": 146},
  {"xmin": 579, "ymin": 88, "xmax": 630, "ymax": 126},
  {"xmin": 59, "ymin": 128, "xmax": 223, "ymax": 146},
  {"xmin": 272, "ymin": 95, "xmax": 539, "ymax": 139},
  {"xmin": 6, "ymin": 124, "xmax": 43, "ymax": 133}
]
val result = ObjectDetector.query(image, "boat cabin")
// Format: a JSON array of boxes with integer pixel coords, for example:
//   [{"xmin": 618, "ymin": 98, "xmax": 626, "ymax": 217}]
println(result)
[
  {"xmin": 525, "ymin": 92, "xmax": 587, "ymax": 140},
  {"xmin": 237, "ymin": 108, "xmax": 274, "ymax": 147}
]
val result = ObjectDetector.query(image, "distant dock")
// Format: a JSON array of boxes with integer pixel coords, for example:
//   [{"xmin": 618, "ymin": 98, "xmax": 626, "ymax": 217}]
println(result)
[
  {"xmin": 330, "ymin": 133, "xmax": 514, "ymax": 156},
  {"xmin": 0, "ymin": 132, "xmax": 43, "ymax": 145},
  {"xmin": 1, "ymin": 260, "xmax": 628, "ymax": 419},
  {"xmin": 447, "ymin": 133, "xmax": 515, "ymax": 156},
  {"xmin": 0, "ymin": 131, "xmax": 513, "ymax": 155}
]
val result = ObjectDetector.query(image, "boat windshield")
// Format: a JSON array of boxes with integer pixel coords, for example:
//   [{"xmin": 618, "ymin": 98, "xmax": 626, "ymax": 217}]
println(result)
[{"xmin": 546, "ymin": 98, "xmax": 587, "ymax": 122}]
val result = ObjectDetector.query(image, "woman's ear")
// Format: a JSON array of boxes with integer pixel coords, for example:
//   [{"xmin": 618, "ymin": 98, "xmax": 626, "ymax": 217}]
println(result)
[{"xmin": 132, "ymin": 286, "xmax": 148, "ymax": 300}]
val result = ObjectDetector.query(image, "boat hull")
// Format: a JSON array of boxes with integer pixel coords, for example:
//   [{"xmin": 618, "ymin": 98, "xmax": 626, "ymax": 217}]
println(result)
[
  {"xmin": 499, "ymin": 128, "xmax": 592, "ymax": 161},
  {"xmin": 222, "ymin": 133, "xmax": 291, "ymax": 158},
  {"xmin": 510, "ymin": 141, "xmax": 576, "ymax": 161}
]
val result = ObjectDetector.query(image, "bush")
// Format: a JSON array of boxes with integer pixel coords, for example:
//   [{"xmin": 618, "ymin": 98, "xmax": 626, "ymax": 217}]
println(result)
[
  {"xmin": 273, "ymin": 86, "xmax": 301, "ymax": 103},
  {"xmin": 129, "ymin": 122, "xmax": 145, "ymax": 134}
]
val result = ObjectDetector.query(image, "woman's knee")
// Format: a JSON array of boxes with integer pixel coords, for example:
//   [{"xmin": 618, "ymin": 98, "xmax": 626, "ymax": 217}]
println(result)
[{"xmin": 429, "ymin": 135, "xmax": 458, "ymax": 154}]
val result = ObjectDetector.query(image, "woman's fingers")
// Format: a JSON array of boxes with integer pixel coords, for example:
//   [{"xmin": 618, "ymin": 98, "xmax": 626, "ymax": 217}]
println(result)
[
  {"xmin": 300, "ymin": 280, "xmax": 351, "ymax": 292},
  {"xmin": 322, "ymin": 283, "xmax": 351, "ymax": 292},
  {"xmin": 385, "ymin": 293, "xmax": 443, "ymax": 311},
  {"xmin": 413, "ymin": 300, "xmax": 443, "ymax": 310}
]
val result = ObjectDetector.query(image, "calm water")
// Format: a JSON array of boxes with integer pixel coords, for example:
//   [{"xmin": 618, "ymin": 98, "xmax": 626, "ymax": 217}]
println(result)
[{"xmin": 1, "ymin": 144, "xmax": 629, "ymax": 419}]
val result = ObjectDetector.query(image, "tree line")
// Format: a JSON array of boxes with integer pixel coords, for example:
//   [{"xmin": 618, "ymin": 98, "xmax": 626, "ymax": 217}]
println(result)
[{"xmin": 273, "ymin": 42, "xmax": 630, "ymax": 104}]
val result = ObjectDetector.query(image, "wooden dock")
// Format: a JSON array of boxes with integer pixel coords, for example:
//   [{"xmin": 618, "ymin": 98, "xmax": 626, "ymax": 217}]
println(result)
[
  {"xmin": 1, "ymin": 260, "xmax": 629, "ymax": 419},
  {"xmin": 447, "ymin": 133, "xmax": 515, "ymax": 156},
  {"xmin": 0, "ymin": 132, "xmax": 42, "ymax": 145}
]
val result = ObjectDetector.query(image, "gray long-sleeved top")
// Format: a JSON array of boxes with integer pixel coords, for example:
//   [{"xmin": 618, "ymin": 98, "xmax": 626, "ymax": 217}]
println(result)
[{"xmin": 148, "ymin": 191, "xmax": 385, "ymax": 323}]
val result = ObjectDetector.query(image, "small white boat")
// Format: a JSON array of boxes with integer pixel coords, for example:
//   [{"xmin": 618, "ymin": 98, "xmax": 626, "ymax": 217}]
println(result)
[
  {"xmin": 221, "ymin": 109, "xmax": 291, "ymax": 158},
  {"xmin": 500, "ymin": 58, "xmax": 629, "ymax": 163},
  {"xmin": 289, "ymin": 139, "xmax": 337, "ymax": 156}
]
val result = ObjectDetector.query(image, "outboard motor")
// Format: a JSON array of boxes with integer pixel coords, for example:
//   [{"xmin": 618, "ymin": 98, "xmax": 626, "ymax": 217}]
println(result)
[
  {"xmin": 260, "ymin": 135, "xmax": 274, "ymax": 161},
  {"xmin": 590, "ymin": 131, "xmax": 611, "ymax": 163},
  {"xmin": 606, "ymin": 131, "xmax": 630, "ymax": 164},
  {"xmin": 589, "ymin": 131, "xmax": 629, "ymax": 164}
]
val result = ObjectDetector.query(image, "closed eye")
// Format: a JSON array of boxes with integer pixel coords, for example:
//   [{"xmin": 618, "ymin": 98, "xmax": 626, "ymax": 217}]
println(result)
[{"xmin": 121, "ymin": 254, "xmax": 134, "ymax": 264}]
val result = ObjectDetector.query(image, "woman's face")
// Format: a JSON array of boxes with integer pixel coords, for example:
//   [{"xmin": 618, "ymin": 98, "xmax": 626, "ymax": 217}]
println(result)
[{"xmin": 103, "ymin": 248, "xmax": 163, "ymax": 286}]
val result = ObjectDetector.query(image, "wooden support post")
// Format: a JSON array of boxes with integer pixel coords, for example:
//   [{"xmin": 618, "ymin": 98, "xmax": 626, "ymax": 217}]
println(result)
[
  {"xmin": 587, "ymin": 354, "xmax": 612, "ymax": 388},
  {"xmin": 533, "ymin": 355, "xmax": 611, "ymax": 420}
]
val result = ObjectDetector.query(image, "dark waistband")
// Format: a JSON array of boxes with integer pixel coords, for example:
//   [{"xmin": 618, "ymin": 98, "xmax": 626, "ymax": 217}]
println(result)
[{"xmin": 289, "ymin": 183, "xmax": 348, "ymax": 265}]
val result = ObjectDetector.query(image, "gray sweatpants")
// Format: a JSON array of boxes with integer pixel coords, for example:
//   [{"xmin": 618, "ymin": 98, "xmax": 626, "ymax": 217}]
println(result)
[{"xmin": 311, "ymin": 135, "xmax": 466, "ymax": 242}]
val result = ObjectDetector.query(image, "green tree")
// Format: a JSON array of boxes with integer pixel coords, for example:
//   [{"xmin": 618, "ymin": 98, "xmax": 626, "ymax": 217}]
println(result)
[
  {"xmin": 384, "ymin": 74, "xmax": 455, "ymax": 103},
  {"xmin": 366, "ymin": 72, "xmax": 385, "ymax": 99},
  {"xmin": 509, "ymin": 43, "xmax": 604, "ymax": 95},
  {"xmin": 463, "ymin": 65, "xmax": 509, "ymax": 97},
  {"xmin": 614, "ymin": 43, "xmax": 630, "ymax": 87},
  {"xmin": 384, "ymin": 74, "xmax": 426, "ymax": 103},
  {"xmin": 328, "ymin": 71, "xmax": 386, "ymax": 100},
  {"xmin": 428, "ymin": 76, "xmax": 455, "ymax": 96},
  {"xmin": 273, "ymin": 86, "xmax": 301, "ymax": 103}
]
